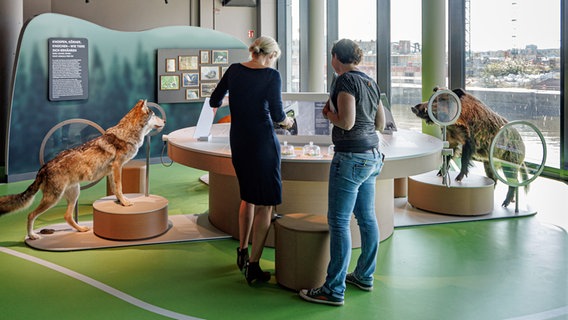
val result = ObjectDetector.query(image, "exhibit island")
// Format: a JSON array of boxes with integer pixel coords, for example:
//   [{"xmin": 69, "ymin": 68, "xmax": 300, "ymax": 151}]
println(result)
[{"xmin": 167, "ymin": 123, "xmax": 443, "ymax": 246}]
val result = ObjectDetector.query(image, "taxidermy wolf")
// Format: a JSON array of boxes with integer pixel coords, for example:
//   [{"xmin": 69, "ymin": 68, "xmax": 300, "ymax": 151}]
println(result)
[{"xmin": 0, "ymin": 100, "xmax": 164, "ymax": 240}]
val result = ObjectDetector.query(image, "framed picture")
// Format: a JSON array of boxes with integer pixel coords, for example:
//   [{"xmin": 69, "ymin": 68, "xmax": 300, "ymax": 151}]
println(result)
[
  {"xmin": 165, "ymin": 58, "xmax": 176, "ymax": 72},
  {"xmin": 200, "ymin": 82, "xmax": 217, "ymax": 97},
  {"xmin": 186, "ymin": 88, "xmax": 200, "ymax": 100},
  {"xmin": 160, "ymin": 75, "xmax": 180, "ymax": 90},
  {"xmin": 200, "ymin": 66, "xmax": 220, "ymax": 81},
  {"xmin": 221, "ymin": 66, "xmax": 229, "ymax": 77},
  {"xmin": 212, "ymin": 50, "xmax": 229, "ymax": 64},
  {"xmin": 178, "ymin": 55, "xmax": 198, "ymax": 71},
  {"xmin": 182, "ymin": 72, "xmax": 199, "ymax": 87},
  {"xmin": 200, "ymin": 50, "xmax": 210, "ymax": 64}
]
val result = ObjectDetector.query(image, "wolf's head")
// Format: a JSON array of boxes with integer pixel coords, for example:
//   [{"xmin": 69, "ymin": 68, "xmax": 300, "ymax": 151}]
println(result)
[{"xmin": 121, "ymin": 100, "xmax": 165, "ymax": 136}]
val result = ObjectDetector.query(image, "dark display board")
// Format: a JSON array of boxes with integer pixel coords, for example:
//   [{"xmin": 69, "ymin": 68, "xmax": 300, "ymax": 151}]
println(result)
[
  {"xmin": 156, "ymin": 48, "xmax": 249, "ymax": 103},
  {"xmin": 48, "ymin": 38, "xmax": 89, "ymax": 101}
]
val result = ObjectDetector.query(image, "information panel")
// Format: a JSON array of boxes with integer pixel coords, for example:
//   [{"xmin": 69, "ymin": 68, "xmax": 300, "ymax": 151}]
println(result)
[{"xmin": 48, "ymin": 38, "xmax": 89, "ymax": 101}]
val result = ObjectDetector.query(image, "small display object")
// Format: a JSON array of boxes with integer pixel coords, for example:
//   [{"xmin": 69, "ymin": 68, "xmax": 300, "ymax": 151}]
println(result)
[
  {"xmin": 281, "ymin": 141, "xmax": 295, "ymax": 157},
  {"xmin": 302, "ymin": 141, "xmax": 321, "ymax": 157}
]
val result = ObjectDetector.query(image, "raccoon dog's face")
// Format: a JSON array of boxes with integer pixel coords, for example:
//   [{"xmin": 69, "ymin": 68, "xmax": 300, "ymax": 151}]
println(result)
[{"xmin": 411, "ymin": 102, "xmax": 434, "ymax": 124}]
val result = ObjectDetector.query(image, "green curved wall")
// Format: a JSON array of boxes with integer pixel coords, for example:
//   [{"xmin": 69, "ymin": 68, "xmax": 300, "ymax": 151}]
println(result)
[{"xmin": 7, "ymin": 13, "xmax": 246, "ymax": 181}]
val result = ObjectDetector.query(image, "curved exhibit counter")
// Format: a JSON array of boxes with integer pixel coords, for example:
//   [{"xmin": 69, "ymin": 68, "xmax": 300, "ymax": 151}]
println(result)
[{"xmin": 167, "ymin": 124, "xmax": 442, "ymax": 246}]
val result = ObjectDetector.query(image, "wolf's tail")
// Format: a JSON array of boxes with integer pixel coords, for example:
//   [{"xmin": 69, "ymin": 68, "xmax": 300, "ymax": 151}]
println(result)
[{"xmin": 0, "ymin": 174, "xmax": 42, "ymax": 215}]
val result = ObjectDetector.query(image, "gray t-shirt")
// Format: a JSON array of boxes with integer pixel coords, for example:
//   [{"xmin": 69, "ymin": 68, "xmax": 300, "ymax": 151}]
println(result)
[{"xmin": 330, "ymin": 70, "xmax": 380, "ymax": 152}]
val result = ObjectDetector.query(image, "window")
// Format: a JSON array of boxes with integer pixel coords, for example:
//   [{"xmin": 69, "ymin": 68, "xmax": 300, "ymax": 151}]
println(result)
[
  {"xmin": 390, "ymin": 0, "xmax": 422, "ymax": 131},
  {"xmin": 466, "ymin": 0, "xmax": 561, "ymax": 168}
]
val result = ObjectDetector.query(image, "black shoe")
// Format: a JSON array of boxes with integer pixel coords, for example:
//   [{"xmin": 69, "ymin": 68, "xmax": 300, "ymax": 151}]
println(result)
[
  {"xmin": 299, "ymin": 287, "xmax": 344, "ymax": 306},
  {"xmin": 237, "ymin": 247, "xmax": 249, "ymax": 272},
  {"xmin": 345, "ymin": 273, "xmax": 373, "ymax": 291},
  {"xmin": 244, "ymin": 261, "xmax": 271, "ymax": 284}
]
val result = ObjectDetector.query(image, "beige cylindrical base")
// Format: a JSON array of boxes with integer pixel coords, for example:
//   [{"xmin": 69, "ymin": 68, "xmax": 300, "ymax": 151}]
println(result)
[
  {"xmin": 106, "ymin": 160, "xmax": 147, "ymax": 196},
  {"xmin": 408, "ymin": 170, "xmax": 494, "ymax": 216},
  {"xmin": 275, "ymin": 214, "xmax": 330, "ymax": 292},
  {"xmin": 207, "ymin": 172, "xmax": 394, "ymax": 248},
  {"xmin": 93, "ymin": 194, "xmax": 169, "ymax": 240},
  {"xmin": 394, "ymin": 177, "xmax": 408, "ymax": 198}
]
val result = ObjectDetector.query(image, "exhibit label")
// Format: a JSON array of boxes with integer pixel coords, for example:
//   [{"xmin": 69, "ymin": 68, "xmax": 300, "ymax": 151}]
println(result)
[{"xmin": 48, "ymin": 38, "xmax": 89, "ymax": 101}]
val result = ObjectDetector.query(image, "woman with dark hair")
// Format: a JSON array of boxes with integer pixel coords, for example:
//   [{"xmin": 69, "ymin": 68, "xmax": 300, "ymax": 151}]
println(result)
[
  {"xmin": 299, "ymin": 39, "xmax": 386, "ymax": 305},
  {"xmin": 209, "ymin": 36, "xmax": 294, "ymax": 284}
]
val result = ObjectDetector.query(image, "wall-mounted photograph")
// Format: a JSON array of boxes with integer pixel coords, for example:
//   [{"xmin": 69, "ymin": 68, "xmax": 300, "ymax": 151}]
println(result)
[
  {"xmin": 200, "ymin": 82, "xmax": 217, "ymax": 97},
  {"xmin": 200, "ymin": 66, "xmax": 220, "ymax": 81},
  {"xmin": 182, "ymin": 72, "xmax": 199, "ymax": 87},
  {"xmin": 166, "ymin": 58, "xmax": 176, "ymax": 72},
  {"xmin": 221, "ymin": 66, "xmax": 229, "ymax": 77},
  {"xmin": 212, "ymin": 50, "xmax": 229, "ymax": 64},
  {"xmin": 200, "ymin": 50, "xmax": 210, "ymax": 64},
  {"xmin": 179, "ymin": 55, "xmax": 198, "ymax": 70},
  {"xmin": 160, "ymin": 75, "xmax": 180, "ymax": 90},
  {"xmin": 186, "ymin": 88, "xmax": 200, "ymax": 100}
]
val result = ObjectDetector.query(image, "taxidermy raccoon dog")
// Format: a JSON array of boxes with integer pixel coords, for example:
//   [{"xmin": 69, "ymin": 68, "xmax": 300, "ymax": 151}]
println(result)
[
  {"xmin": 411, "ymin": 87, "xmax": 528, "ymax": 207},
  {"xmin": 0, "ymin": 100, "xmax": 164, "ymax": 240}
]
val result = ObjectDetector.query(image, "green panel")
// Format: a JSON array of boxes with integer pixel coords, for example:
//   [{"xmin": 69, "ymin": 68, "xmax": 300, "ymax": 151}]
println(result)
[{"xmin": 8, "ymin": 13, "xmax": 247, "ymax": 179}]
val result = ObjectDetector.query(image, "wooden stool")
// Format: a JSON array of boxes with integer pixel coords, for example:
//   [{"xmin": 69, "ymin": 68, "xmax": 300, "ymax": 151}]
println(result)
[
  {"xmin": 274, "ymin": 213, "xmax": 330, "ymax": 291},
  {"xmin": 106, "ymin": 160, "xmax": 146, "ymax": 196}
]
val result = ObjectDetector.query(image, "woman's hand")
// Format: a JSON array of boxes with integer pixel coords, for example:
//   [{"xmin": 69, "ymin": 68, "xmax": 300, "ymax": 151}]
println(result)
[{"xmin": 278, "ymin": 116, "xmax": 295, "ymax": 129}]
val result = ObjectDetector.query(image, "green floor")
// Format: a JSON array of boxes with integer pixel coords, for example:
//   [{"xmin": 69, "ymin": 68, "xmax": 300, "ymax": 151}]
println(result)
[{"xmin": 0, "ymin": 163, "xmax": 567, "ymax": 320}]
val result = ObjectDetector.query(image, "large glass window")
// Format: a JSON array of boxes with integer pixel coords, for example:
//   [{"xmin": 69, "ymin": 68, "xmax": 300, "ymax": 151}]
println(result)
[
  {"xmin": 390, "ymin": 0, "xmax": 422, "ymax": 131},
  {"xmin": 337, "ymin": 0, "xmax": 376, "ymax": 81},
  {"xmin": 280, "ymin": 0, "xmax": 565, "ymax": 174},
  {"xmin": 466, "ymin": 0, "xmax": 561, "ymax": 168}
]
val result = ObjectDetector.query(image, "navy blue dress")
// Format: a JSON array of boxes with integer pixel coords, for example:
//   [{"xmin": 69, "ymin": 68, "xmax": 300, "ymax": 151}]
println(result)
[{"xmin": 209, "ymin": 63, "xmax": 286, "ymax": 206}]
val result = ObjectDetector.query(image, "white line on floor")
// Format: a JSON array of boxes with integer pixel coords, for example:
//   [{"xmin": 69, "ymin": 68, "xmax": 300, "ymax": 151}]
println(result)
[{"xmin": 0, "ymin": 247, "xmax": 201, "ymax": 320}]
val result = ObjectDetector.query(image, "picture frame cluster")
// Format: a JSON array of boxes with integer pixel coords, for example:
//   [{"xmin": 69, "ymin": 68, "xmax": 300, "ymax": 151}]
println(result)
[{"xmin": 160, "ymin": 49, "xmax": 229, "ymax": 101}]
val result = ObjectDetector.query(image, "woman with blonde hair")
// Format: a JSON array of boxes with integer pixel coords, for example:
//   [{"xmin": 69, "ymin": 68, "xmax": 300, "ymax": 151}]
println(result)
[{"xmin": 209, "ymin": 36, "xmax": 293, "ymax": 284}]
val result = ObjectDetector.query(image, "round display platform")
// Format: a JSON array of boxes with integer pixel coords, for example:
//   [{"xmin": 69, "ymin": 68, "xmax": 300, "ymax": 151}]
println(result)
[
  {"xmin": 93, "ymin": 194, "xmax": 169, "ymax": 240},
  {"xmin": 408, "ymin": 170, "xmax": 495, "ymax": 216}
]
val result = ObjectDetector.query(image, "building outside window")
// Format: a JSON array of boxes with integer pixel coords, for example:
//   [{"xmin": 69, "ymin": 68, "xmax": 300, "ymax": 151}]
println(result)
[
  {"xmin": 466, "ymin": 0, "xmax": 560, "ymax": 168},
  {"xmin": 284, "ymin": 0, "xmax": 563, "ymax": 172}
]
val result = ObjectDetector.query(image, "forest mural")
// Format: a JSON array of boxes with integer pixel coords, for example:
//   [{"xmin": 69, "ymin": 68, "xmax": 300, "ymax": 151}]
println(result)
[{"xmin": 7, "ymin": 13, "xmax": 246, "ymax": 181}]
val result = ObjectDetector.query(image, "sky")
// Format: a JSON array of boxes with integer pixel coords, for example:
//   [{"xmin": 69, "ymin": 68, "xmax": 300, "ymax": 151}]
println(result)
[{"xmin": 334, "ymin": 0, "xmax": 560, "ymax": 51}]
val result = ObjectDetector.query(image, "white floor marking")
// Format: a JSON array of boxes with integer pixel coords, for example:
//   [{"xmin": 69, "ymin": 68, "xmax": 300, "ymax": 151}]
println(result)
[
  {"xmin": 0, "ymin": 247, "xmax": 201, "ymax": 320},
  {"xmin": 505, "ymin": 306, "xmax": 568, "ymax": 320}
]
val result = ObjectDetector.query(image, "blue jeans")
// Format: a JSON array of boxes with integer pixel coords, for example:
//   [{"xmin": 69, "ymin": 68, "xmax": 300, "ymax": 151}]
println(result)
[{"xmin": 323, "ymin": 149, "xmax": 384, "ymax": 299}]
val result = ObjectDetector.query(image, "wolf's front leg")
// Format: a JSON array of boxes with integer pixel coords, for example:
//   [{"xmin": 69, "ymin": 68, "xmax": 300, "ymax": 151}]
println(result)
[{"xmin": 111, "ymin": 165, "xmax": 133, "ymax": 206}]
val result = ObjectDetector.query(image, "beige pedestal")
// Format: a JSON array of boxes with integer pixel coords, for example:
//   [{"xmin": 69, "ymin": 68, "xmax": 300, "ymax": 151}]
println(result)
[
  {"xmin": 207, "ymin": 172, "xmax": 394, "ymax": 248},
  {"xmin": 408, "ymin": 170, "xmax": 495, "ymax": 216},
  {"xmin": 93, "ymin": 194, "xmax": 169, "ymax": 240},
  {"xmin": 106, "ymin": 160, "xmax": 147, "ymax": 196},
  {"xmin": 274, "ymin": 214, "xmax": 330, "ymax": 292},
  {"xmin": 394, "ymin": 177, "xmax": 408, "ymax": 198}
]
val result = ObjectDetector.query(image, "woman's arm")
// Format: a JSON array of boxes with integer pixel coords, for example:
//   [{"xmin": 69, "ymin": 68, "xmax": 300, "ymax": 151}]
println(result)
[
  {"xmin": 375, "ymin": 100, "xmax": 386, "ymax": 133},
  {"xmin": 326, "ymin": 92, "xmax": 356, "ymax": 130}
]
